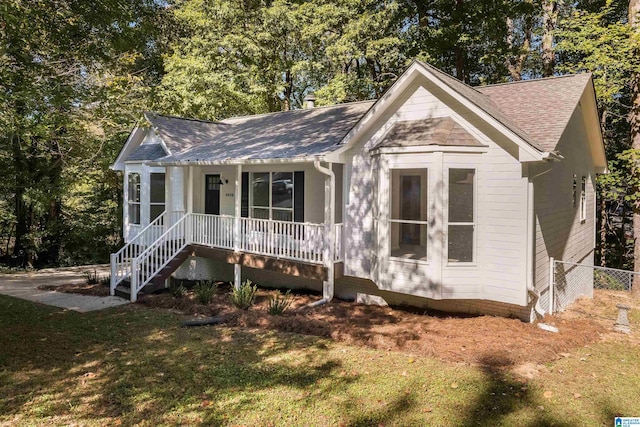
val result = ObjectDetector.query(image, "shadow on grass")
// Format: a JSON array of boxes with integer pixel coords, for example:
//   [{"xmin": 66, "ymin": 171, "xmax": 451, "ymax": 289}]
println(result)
[{"xmin": 0, "ymin": 296, "xmax": 353, "ymax": 425}]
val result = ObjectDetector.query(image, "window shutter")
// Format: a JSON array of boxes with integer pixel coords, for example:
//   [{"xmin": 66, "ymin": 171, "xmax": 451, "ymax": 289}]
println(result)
[
  {"xmin": 241, "ymin": 172, "xmax": 249, "ymax": 218},
  {"xmin": 294, "ymin": 171, "xmax": 304, "ymax": 222}
]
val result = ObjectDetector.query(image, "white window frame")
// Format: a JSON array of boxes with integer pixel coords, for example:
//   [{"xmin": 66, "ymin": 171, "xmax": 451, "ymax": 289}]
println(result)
[
  {"xmin": 127, "ymin": 172, "xmax": 141, "ymax": 225},
  {"xmin": 249, "ymin": 172, "xmax": 294, "ymax": 221},
  {"xmin": 446, "ymin": 167, "xmax": 477, "ymax": 265},
  {"xmin": 580, "ymin": 176, "xmax": 587, "ymax": 222},
  {"xmin": 388, "ymin": 168, "xmax": 429, "ymax": 262},
  {"xmin": 149, "ymin": 172, "xmax": 166, "ymax": 221}
]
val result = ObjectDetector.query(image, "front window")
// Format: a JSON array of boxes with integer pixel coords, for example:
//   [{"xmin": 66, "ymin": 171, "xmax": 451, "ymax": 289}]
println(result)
[
  {"xmin": 389, "ymin": 169, "xmax": 428, "ymax": 260},
  {"xmin": 150, "ymin": 173, "xmax": 166, "ymax": 221},
  {"xmin": 448, "ymin": 168, "xmax": 475, "ymax": 263},
  {"xmin": 250, "ymin": 172, "xmax": 294, "ymax": 221},
  {"xmin": 128, "ymin": 173, "xmax": 141, "ymax": 224}
]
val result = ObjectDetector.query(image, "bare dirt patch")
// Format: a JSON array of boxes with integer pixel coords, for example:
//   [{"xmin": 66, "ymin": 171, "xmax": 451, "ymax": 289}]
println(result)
[
  {"xmin": 38, "ymin": 283, "xmax": 110, "ymax": 297},
  {"xmin": 137, "ymin": 284, "xmax": 610, "ymax": 368}
]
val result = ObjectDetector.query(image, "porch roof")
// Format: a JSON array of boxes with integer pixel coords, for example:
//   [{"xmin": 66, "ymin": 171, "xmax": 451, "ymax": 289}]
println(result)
[{"xmin": 150, "ymin": 101, "xmax": 374, "ymax": 165}]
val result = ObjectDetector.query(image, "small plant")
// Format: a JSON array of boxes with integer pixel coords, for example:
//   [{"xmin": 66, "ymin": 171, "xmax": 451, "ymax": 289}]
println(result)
[
  {"xmin": 230, "ymin": 279, "xmax": 258, "ymax": 310},
  {"xmin": 169, "ymin": 280, "xmax": 187, "ymax": 298},
  {"xmin": 266, "ymin": 290, "xmax": 294, "ymax": 315},
  {"xmin": 99, "ymin": 275, "xmax": 111, "ymax": 287},
  {"xmin": 84, "ymin": 269, "xmax": 99, "ymax": 285},
  {"xmin": 194, "ymin": 280, "xmax": 217, "ymax": 305}
]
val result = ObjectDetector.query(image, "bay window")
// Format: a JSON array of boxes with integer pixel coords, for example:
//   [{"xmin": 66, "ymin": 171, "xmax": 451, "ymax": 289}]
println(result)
[
  {"xmin": 150, "ymin": 173, "xmax": 166, "ymax": 221},
  {"xmin": 447, "ymin": 168, "xmax": 475, "ymax": 263},
  {"xmin": 389, "ymin": 169, "xmax": 428, "ymax": 260},
  {"xmin": 128, "ymin": 173, "xmax": 141, "ymax": 224}
]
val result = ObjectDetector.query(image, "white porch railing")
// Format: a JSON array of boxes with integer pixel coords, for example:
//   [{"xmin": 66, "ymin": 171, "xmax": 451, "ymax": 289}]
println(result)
[
  {"xmin": 110, "ymin": 210, "xmax": 183, "ymax": 294},
  {"xmin": 238, "ymin": 217, "xmax": 325, "ymax": 263},
  {"xmin": 113, "ymin": 213, "xmax": 344, "ymax": 302},
  {"xmin": 131, "ymin": 214, "xmax": 189, "ymax": 301},
  {"xmin": 190, "ymin": 213, "xmax": 234, "ymax": 250}
]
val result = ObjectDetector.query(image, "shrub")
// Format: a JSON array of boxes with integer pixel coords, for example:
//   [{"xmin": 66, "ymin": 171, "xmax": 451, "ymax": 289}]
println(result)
[
  {"xmin": 169, "ymin": 280, "xmax": 187, "ymax": 298},
  {"xmin": 83, "ymin": 269, "xmax": 99, "ymax": 285},
  {"xmin": 194, "ymin": 280, "xmax": 217, "ymax": 305},
  {"xmin": 99, "ymin": 275, "xmax": 111, "ymax": 287},
  {"xmin": 266, "ymin": 290, "xmax": 294, "ymax": 315},
  {"xmin": 230, "ymin": 280, "xmax": 258, "ymax": 310}
]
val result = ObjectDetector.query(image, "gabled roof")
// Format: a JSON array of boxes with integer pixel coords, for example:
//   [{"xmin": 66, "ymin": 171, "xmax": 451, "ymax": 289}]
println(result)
[
  {"xmin": 144, "ymin": 113, "xmax": 230, "ymax": 155},
  {"xmin": 156, "ymin": 101, "xmax": 374, "ymax": 164},
  {"xmin": 126, "ymin": 143, "xmax": 167, "ymax": 161},
  {"xmin": 377, "ymin": 118, "xmax": 485, "ymax": 148},
  {"xmin": 416, "ymin": 61, "xmax": 546, "ymax": 152},
  {"xmin": 476, "ymin": 73, "xmax": 593, "ymax": 152}
]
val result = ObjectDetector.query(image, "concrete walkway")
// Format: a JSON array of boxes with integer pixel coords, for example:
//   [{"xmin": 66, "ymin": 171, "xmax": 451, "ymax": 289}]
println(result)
[{"xmin": 0, "ymin": 265, "xmax": 129, "ymax": 312}]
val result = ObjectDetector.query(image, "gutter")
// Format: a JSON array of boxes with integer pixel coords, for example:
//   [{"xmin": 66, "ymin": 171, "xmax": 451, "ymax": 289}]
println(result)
[{"xmin": 313, "ymin": 160, "xmax": 335, "ymax": 303}]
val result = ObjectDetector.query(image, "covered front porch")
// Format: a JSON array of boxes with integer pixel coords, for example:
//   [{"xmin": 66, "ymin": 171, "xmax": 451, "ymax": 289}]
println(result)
[{"xmin": 112, "ymin": 160, "xmax": 344, "ymax": 302}]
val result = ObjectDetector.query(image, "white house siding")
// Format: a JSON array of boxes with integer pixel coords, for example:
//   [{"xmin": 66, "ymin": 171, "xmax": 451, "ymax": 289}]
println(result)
[
  {"xmin": 343, "ymin": 78, "xmax": 529, "ymax": 308},
  {"xmin": 532, "ymin": 106, "xmax": 596, "ymax": 309}
]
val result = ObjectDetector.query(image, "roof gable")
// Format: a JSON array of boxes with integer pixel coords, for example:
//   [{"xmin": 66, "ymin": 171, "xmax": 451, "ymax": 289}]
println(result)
[{"xmin": 476, "ymin": 74, "xmax": 593, "ymax": 152}]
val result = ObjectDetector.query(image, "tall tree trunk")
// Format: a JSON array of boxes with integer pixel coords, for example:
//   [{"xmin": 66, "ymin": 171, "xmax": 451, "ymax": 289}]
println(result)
[
  {"xmin": 541, "ymin": 0, "xmax": 558, "ymax": 77},
  {"xmin": 629, "ymin": 0, "xmax": 640, "ymax": 294},
  {"xmin": 506, "ymin": 15, "xmax": 532, "ymax": 81},
  {"xmin": 454, "ymin": 0, "xmax": 465, "ymax": 81}
]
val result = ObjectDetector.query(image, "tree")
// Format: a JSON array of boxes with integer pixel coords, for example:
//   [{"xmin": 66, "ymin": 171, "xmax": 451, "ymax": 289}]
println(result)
[{"xmin": 629, "ymin": 0, "xmax": 640, "ymax": 291}]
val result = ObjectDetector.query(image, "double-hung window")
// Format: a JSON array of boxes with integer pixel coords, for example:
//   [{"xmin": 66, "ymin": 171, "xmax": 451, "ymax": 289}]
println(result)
[
  {"xmin": 448, "ymin": 168, "xmax": 475, "ymax": 263},
  {"xmin": 128, "ymin": 173, "xmax": 141, "ymax": 225},
  {"xmin": 150, "ymin": 173, "xmax": 166, "ymax": 221},
  {"xmin": 250, "ymin": 172, "xmax": 294, "ymax": 221},
  {"xmin": 389, "ymin": 169, "xmax": 428, "ymax": 260}
]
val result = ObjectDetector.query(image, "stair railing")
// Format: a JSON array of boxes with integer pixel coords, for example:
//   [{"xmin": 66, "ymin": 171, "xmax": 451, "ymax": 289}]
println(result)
[
  {"xmin": 110, "ymin": 210, "xmax": 184, "ymax": 295},
  {"xmin": 129, "ymin": 213, "xmax": 191, "ymax": 302}
]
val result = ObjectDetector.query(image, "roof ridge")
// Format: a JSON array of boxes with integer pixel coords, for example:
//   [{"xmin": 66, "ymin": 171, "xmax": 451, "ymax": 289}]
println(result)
[
  {"xmin": 477, "ymin": 73, "xmax": 591, "ymax": 89},
  {"xmin": 222, "ymin": 99, "xmax": 376, "ymax": 122},
  {"xmin": 145, "ymin": 111, "xmax": 228, "ymax": 125}
]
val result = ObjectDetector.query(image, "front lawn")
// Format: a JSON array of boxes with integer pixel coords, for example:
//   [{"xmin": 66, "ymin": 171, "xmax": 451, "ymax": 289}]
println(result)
[{"xmin": 0, "ymin": 294, "xmax": 638, "ymax": 426}]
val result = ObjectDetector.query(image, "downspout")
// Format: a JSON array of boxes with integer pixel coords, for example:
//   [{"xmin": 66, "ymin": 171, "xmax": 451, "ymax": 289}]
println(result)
[
  {"xmin": 313, "ymin": 160, "xmax": 335, "ymax": 306},
  {"xmin": 527, "ymin": 164, "xmax": 555, "ymax": 319}
]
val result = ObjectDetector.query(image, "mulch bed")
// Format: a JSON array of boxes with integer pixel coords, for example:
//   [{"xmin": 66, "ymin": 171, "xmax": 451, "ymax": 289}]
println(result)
[{"xmin": 137, "ymin": 283, "xmax": 607, "ymax": 368}]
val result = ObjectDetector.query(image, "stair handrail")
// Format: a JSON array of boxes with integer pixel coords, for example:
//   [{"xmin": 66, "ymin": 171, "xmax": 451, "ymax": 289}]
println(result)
[
  {"xmin": 110, "ymin": 210, "xmax": 184, "ymax": 295},
  {"xmin": 129, "ymin": 213, "xmax": 191, "ymax": 301}
]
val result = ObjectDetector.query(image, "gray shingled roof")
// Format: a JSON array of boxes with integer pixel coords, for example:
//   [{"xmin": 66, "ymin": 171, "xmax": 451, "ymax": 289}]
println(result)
[
  {"xmin": 126, "ymin": 143, "xmax": 167, "ymax": 161},
  {"xmin": 415, "ymin": 60, "xmax": 547, "ymax": 152},
  {"xmin": 157, "ymin": 101, "xmax": 375, "ymax": 163},
  {"xmin": 476, "ymin": 73, "xmax": 592, "ymax": 152},
  {"xmin": 378, "ymin": 118, "xmax": 485, "ymax": 148},
  {"xmin": 144, "ymin": 113, "xmax": 230, "ymax": 155}
]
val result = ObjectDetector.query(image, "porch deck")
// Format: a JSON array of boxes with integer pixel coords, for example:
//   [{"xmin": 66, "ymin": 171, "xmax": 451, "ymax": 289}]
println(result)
[{"xmin": 110, "ymin": 211, "xmax": 343, "ymax": 301}]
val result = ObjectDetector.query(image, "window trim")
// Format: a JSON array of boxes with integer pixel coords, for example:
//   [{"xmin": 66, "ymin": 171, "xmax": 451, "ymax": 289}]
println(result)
[
  {"xmin": 388, "ymin": 168, "xmax": 429, "ymax": 262},
  {"xmin": 446, "ymin": 167, "xmax": 477, "ymax": 266},
  {"xmin": 580, "ymin": 176, "xmax": 587, "ymax": 222},
  {"xmin": 149, "ymin": 172, "xmax": 166, "ymax": 221},
  {"xmin": 127, "ymin": 172, "xmax": 141, "ymax": 225},
  {"xmin": 249, "ymin": 172, "xmax": 295, "ymax": 221}
]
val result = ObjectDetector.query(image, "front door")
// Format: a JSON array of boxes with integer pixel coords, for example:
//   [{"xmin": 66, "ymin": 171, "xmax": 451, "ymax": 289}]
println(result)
[{"xmin": 205, "ymin": 174, "xmax": 221, "ymax": 215}]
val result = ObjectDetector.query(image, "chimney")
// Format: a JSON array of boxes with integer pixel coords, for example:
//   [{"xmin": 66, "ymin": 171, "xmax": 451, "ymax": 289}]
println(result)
[{"xmin": 304, "ymin": 91, "xmax": 316, "ymax": 109}]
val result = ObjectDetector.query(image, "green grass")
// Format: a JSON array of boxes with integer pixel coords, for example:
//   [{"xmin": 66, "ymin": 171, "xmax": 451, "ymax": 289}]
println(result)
[{"xmin": 0, "ymin": 295, "xmax": 639, "ymax": 426}]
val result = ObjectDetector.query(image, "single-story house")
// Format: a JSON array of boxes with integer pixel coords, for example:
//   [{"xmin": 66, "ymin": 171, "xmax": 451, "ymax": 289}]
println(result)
[{"xmin": 110, "ymin": 60, "xmax": 606, "ymax": 321}]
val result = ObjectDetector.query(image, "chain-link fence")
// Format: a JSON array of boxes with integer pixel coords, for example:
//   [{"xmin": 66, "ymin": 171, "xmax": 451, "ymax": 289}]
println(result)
[{"xmin": 550, "ymin": 259, "xmax": 639, "ymax": 313}]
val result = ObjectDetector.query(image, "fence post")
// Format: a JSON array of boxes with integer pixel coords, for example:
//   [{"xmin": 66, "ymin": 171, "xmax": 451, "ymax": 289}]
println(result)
[
  {"xmin": 548, "ymin": 257, "xmax": 555, "ymax": 315},
  {"xmin": 130, "ymin": 259, "xmax": 138, "ymax": 303}
]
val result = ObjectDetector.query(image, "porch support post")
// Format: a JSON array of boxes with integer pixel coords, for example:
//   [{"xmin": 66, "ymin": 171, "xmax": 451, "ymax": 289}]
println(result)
[
  {"xmin": 234, "ymin": 165, "xmax": 242, "ymax": 289},
  {"xmin": 187, "ymin": 165, "xmax": 193, "ymax": 213}
]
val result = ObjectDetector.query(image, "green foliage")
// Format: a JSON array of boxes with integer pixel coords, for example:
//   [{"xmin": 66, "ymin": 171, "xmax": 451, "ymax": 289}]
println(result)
[
  {"xmin": 84, "ymin": 270, "xmax": 100, "ymax": 285},
  {"xmin": 266, "ymin": 290, "xmax": 294, "ymax": 316},
  {"xmin": 99, "ymin": 275, "xmax": 111, "ymax": 287},
  {"xmin": 230, "ymin": 280, "xmax": 258, "ymax": 310},
  {"xmin": 194, "ymin": 280, "xmax": 218, "ymax": 305},
  {"xmin": 169, "ymin": 281, "xmax": 187, "ymax": 298}
]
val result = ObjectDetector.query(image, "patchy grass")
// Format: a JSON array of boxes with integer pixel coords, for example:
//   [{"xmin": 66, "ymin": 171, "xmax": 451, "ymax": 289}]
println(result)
[{"xmin": 0, "ymin": 294, "xmax": 639, "ymax": 426}]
